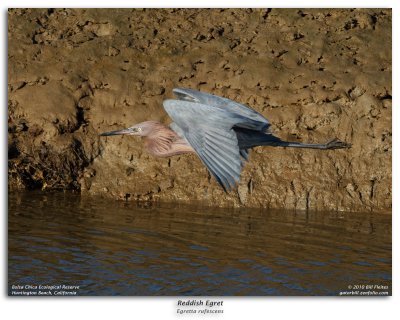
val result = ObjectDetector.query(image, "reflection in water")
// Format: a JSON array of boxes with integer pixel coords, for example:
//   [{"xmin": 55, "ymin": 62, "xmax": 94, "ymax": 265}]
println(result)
[{"xmin": 8, "ymin": 192, "xmax": 391, "ymax": 296}]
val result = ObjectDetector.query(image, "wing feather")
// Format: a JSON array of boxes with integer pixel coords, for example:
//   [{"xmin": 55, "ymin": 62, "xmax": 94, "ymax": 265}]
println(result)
[
  {"xmin": 188, "ymin": 128, "xmax": 241, "ymax": 191},
  {"xmin": 203, "ymin": 142, "xmax": 240, "ymax": 181},
  {"xmin": 163, "ymin": 99, "xmax": 243, "ymax": 191},
  {"xmin": 240, "ymin": 149, "xmax": 249, "ymax": 160},
  {"xmin": 172, "ymin": 88, "xmax": 270, "ymax": 131},
  {"xmin": 201, "ymin": 151, "xmax": 235, "ymax": 191},
  {"xmin": 200, "ymin": 154, "xmax": 229, "ymax": 191}
]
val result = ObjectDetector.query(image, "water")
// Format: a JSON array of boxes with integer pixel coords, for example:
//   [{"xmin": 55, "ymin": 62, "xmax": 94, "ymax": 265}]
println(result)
[{"xmin": 8, "ymin": 191, "xmax": 391, "ymax": 296}]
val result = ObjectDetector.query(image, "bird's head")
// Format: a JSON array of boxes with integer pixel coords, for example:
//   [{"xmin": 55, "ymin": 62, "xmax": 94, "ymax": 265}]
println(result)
[{"xmin": 100, "ymin": 121, "xmax": 159, "ymax": 137}]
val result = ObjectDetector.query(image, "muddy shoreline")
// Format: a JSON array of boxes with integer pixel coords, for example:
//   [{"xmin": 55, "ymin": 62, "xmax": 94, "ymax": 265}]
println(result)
[{"xmin": 8, "ymin": 8, "xmax": 392, "ymax": 212}]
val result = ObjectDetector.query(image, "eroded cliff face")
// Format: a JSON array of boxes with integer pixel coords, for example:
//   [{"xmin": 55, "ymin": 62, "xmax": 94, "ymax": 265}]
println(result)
[{"xmin": 8, "ymin": 8, "xmax": 391, "ymax": 212}]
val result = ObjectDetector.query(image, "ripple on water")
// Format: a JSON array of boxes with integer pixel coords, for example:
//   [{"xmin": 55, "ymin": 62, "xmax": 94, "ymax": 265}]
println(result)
[{"xmin": 8, "ymin": 191, "xmax": 392, "ymax": 296}]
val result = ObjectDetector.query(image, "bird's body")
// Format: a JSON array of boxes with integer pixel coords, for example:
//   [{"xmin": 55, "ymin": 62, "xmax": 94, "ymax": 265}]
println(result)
[{"xmin": 101, "ymin": 88, "xmax": 350, "ymax": 191}]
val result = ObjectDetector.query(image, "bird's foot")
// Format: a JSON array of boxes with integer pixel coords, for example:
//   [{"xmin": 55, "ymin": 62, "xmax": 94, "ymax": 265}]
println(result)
[{"xmin": 325, "ymin": 138, "xmax": 352, "ymax": 150}]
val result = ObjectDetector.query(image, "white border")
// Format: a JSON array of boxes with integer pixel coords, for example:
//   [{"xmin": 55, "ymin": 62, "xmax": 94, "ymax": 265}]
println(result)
[{"xmin": 1, "ymin": 1, "xmax": 397, "ymax": 320}]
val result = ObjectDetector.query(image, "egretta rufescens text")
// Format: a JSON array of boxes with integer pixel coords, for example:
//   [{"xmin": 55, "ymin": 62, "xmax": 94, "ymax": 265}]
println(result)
[{"xmin": 100, "ymin": 88, "xmax": 350, "ymax": 191}]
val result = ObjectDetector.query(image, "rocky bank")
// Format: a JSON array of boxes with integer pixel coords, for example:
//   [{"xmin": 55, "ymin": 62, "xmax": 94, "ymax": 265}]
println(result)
[{"xmin": 8, "ymin": 8, "xmax": 392, "ymax": 212}]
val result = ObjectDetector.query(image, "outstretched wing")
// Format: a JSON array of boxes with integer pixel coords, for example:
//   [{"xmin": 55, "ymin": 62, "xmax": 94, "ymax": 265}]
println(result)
[
  {"xmin": 173, "ymin": 88, "xmax": 270, "ymax": 132},
  {"xmin": 164, "ymin": 99, "xmax": 245, "ymax": 191},
  {"xmin": 170, "ymin": 121, "xmax": 250, "ymax": 168}
]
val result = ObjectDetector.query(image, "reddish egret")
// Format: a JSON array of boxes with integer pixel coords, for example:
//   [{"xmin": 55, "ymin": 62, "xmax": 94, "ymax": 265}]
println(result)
[{"xmin": 100, "ymin": 88, "xmax": 350, "ymax": 191}]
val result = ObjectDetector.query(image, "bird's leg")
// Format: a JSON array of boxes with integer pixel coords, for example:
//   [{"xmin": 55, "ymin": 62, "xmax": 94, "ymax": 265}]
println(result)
[{"xmin": 280, "ymin": 138, "xmax": 351, "ymax": 150}]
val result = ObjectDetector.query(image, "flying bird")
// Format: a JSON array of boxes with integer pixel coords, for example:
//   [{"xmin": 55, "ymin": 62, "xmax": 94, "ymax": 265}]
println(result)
[{"xmin": 100, "ymin": 88, "xmax": 350, "ymax": 191}]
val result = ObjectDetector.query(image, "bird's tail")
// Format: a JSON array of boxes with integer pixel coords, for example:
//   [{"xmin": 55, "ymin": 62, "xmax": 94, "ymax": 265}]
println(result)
[
  {"xmin": 235, "ymin": 128, "xmax": 351, "ymax": 150},
  {"xmin": 235, "ymin": 128, "xmax": 284, "ymax": 149}
]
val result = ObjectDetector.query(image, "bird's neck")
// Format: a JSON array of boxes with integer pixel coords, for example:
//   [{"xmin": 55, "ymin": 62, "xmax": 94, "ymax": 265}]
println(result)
[
  {"xmin": 143, "ymin": 123, "xmax": 194, "ymax": 158},
  {"xmin": 146, "ymin": 122, "xmax": 171, "ymax": 138}
]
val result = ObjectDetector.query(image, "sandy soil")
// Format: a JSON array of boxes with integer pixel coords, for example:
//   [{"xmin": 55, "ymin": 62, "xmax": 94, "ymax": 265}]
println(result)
[{"xmin": 8, "ymin": 8, "xmax": 392, "ymax": 212}]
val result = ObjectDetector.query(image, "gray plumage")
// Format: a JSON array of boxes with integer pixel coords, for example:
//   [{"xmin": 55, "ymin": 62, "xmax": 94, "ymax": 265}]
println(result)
[{"xmin": 100, "ymin": 88, "xmax": 351, "ymax": 192}]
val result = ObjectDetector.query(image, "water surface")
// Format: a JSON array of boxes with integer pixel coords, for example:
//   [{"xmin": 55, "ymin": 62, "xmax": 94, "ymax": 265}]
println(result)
[{"xmin": 8, "ymin": 192, "xmax": 391, "ymax": 296}]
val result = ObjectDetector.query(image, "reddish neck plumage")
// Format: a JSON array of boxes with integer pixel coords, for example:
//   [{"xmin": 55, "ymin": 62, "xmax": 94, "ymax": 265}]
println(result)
[{"xmin": 142, "ymin": 123, "xmax": 194, "ymax": 158}]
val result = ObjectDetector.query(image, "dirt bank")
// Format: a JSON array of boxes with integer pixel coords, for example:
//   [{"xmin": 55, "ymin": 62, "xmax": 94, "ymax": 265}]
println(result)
[{"xmin": 8, "ymin": 8, "xmax": 392, "ymax": 212}]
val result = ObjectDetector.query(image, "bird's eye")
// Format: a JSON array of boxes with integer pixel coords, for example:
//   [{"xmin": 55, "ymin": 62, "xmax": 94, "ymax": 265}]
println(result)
[{"xmin": 137, "ymin": 127, "xmax": 142, "ymax": 132}]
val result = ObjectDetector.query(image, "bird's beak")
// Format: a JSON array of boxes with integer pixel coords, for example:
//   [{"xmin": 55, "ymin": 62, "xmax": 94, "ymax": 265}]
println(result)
[{"xmin": 100, "ymin": 128, "xmax": 135, "ymax": 136}]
